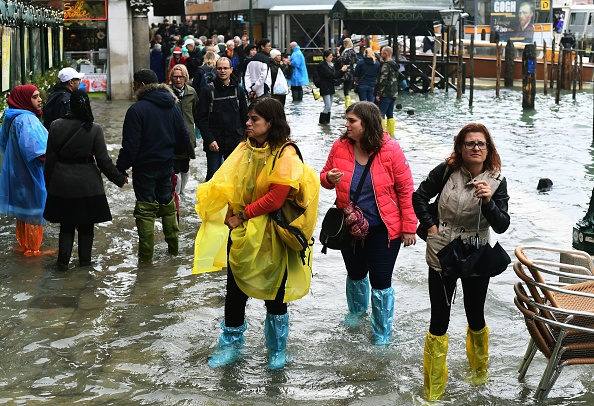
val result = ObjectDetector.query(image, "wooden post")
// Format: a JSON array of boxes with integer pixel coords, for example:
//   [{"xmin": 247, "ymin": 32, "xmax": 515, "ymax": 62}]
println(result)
[
  {"xmin": 410, "ymin": 35, "xmax": 417, "ymax": 61},
  {"xmin": 550, "ymin": 40, "xmax": 556, "ymax": 89},
  {"xmin": 431, "ymin": 39, "xmax": 439, "ymax": 93},
  {"xmin": 504, "ymin": 39, "xmax": 515, "ymax": 87},
  {"xmin": 496, "ymin": 43, "xmax": 501, "ymax": 97},
  {"xmin": 556, "ymin": 45, "xmax": 562, "ymax": 104},
  {"xmin": 543, "ymin": 41, "xmax": 548, "ymax": 96},
  {"xmin": 573, "ymin": 49, "xmax": 578, "ymax": 100},
  {"xmin": 457, "ymin": 32, "xmax": 463, "ymax": 100},
  {"xmin": 579, "ymin": 48, "xmax": 584, "ymax": 90},
  {"xmin": 522, "ymin": 44, "xmax": 536, "ymax": 109},
  {"xmin": 562, "ymin": 46, "xmax": 572, "ymax": 90},
  {"xmin": 469, "ymin": 34, "xmax": 474, "ymax": 107}
]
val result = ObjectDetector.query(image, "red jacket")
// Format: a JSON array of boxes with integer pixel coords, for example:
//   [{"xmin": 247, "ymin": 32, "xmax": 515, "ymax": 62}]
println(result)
[{"xmin": 320, "ymin": 133, "xmax": 417, "ymax": 241}]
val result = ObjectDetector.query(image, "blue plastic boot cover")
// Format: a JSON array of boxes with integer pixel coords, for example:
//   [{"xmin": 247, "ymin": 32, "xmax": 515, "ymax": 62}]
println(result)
[
  {"xmin": 344, "ymin": 275, "xmax": 370, "ymax": 327},
  {"xmin": 346, "ymin": 275, "xmax": 370, "ymax": 314},
  {"xmin": 264, "ymin": 312, "xmax": 289, "ymax": 370},
  {"xmin": 371, "ymin": 287, "xmax": 395, "ymax": 345},
  {"xmin": 208, "ymin": 319, "xmax": 248, "ymax": 368}
]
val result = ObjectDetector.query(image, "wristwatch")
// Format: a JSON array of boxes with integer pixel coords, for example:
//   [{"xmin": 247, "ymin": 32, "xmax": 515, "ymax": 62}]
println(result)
[{"xmin": 238, "ymin": 211, "xmax": 247, "ymax": 221}]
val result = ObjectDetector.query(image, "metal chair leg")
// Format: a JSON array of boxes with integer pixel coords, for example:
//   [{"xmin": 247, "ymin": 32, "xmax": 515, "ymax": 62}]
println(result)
[{"xmin": 518, "ymin": 337, "xmax": 537, "ymax": 380}]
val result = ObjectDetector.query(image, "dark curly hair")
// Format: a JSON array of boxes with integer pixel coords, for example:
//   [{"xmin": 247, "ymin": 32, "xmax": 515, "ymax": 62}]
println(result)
[
  {"xmin": 247, "ymin": 97, "xmax": 292, "ymax": 150},
  {"xmin": 447, "ymin": 123, "xmax": 502, "ymax": 172},
  {"xmin": 340, "ymin": 101, "xmax": 385, "ymax": 153}
]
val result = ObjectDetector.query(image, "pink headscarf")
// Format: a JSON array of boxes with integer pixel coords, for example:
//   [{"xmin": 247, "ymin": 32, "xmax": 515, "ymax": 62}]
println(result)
[{"xmin": 7, "ymin": 84, "xmax": 42, "ymax": 119}]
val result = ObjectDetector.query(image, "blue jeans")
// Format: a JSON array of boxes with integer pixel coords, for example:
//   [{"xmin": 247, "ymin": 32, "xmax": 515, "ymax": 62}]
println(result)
[
  {"xmin": 322, "ymin": 94, "xmax": 332, "ymax": 114},
  {"xmin": 357, "ymin": 85, "xmax": 375, "ymax": 102},
  {"xmin": 132, "ymin": 166, "xmax": 173, "ymax": 204},
  {"xmin": 205, "ymin": 149, "xmax": 233, "ymax": 181},
  {"xmin": 341, "ymin": 224, "xmax": 402, "ymax": 290},
  {"xmin": 377, "ymin": 97, "xmax": 396, "ymax": 119}
]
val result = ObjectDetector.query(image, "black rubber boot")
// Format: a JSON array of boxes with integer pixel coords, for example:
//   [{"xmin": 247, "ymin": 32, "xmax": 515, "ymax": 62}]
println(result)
[
  {"xmin": 56, "ymin": 229, "xmax": 74, "ymax": 271},
  {"xmin": 319, "ymin": 112, "xmax": 326, "ymax": 124},
  {"xmin": 78, "ymin": 228, "xmax": 94, "ymax": 266}
]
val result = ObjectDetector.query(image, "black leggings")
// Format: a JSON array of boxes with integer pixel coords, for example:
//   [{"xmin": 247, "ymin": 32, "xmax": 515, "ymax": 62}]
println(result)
[
  {"xmin": 60, "ymin": 223, "xmax": 94, "ymax": 237},
  {"xmin": 224, "ymin": 237, "xmax": 288, "ymax": 327},
  {"xmin": 343, "ymin": 80, "xmax": 353, "ymax": 96},
  {"xmin": 428, "ymin": 267, "xmax": 490, "ymax": 336}
]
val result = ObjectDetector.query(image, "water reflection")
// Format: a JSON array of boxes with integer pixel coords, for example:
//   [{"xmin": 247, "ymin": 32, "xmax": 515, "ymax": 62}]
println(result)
[{"xmin": 0, "ymin": 87, "xmax": 592, "ymax": 403}]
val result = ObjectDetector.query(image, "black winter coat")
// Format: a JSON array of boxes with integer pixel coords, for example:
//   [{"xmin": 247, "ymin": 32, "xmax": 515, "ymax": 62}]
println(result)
[
  {"xmin": 116, "ymin": 84, "xmax": 190, "ymax": 173},
  {"xmin": 196, "ymin": 76, "xmax": 248, "ymax": 153},
  {"xmin": 42, "ymin": 83, "xmax": 72, "ymax": 130},
  {"xmin": 317, "ymin": 61, "xmax": 344, "ymax": 96}
]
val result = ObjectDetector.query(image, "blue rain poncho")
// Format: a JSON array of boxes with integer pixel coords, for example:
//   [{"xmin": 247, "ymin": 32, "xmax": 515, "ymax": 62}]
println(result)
[
  {"xmin": 193, "ymin": 140, "xmax": 312, "ymax": 302},
  {"xmin": 0, "ymin": 109, "xmax": 48, "ymax": 225}
]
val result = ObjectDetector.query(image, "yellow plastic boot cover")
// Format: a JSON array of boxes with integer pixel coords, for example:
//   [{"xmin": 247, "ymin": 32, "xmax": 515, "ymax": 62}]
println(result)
[
  {"xmin": 424, "ymin": 331, "xmax": 448, "ymax": 401},
  {"xmin": 466, "ymin": 325, "xmax": 489, "ymax": 385}
]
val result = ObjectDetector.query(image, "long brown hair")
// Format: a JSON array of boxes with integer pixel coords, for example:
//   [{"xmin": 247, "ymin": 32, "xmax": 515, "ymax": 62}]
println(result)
[
  {"xmin": 247, "ymin": 97, "xmax": 292, "ymax": 150},
  {"xmin": 340, "ymin": 101, "xmax": 384, "ymax": 153},
  {"xmin": 447, "ymin": 123, "xmax": 502, "ymax": 172}
]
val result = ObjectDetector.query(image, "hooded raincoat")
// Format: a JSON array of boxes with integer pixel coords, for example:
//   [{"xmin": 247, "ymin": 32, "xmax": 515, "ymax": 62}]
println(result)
[
  {"xmin": 193, "ymin": 140, "xmax": 312, "ymax": 302},
  {"xmin": 0, "ymin": 109, "xmax": 48, "ymax": 225}
]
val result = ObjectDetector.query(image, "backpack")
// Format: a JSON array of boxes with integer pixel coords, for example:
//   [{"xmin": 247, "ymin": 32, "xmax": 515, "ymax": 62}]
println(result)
[
  {"xmin": 207, "ymin": 82, "xmax": 239, "ymax": 113},
  {"xmin": 197, "ymin": 67, "xmax": 217, "ymax": 90},
  {"xmin": 313, "ymin": 65, "xmax": 322, "ymax": 88},
  {"xmin": 270, "ymin": 142, "xmax": 320, "ymax": 263}
]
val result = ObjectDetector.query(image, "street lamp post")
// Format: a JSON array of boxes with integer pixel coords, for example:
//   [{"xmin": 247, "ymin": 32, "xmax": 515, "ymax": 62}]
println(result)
[{"xmin": 440, "ymin": 8, "xmax": 461, "ymax": 93}]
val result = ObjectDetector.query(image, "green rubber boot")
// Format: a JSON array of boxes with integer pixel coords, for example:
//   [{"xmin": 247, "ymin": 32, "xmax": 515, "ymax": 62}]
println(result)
[
  {"xmin": 157, "ymin": 198, "xmax": 179, "ymax": 255},
  {"xmin": 134, "ymin": 201, "xmax": 159, "ymax": 262}
]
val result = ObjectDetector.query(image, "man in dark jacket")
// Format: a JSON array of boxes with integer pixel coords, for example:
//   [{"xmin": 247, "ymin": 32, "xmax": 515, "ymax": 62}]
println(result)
[
  {"xmin": 375, "ymin": 46, "xmax": 400, "ymax": 138},
  {"xmin": 42, "ymin": 67, "xmax": 85, "ymax": 130},
  {"xmin": 196, "ymin": 57, "xmax": 247, "ymax": 181},
  {"xmin": 116, "ymin": 69, "xmax": 190, "ymax": 263}
]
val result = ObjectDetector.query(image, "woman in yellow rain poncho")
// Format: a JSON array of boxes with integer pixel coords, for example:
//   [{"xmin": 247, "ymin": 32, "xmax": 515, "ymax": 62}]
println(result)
[{"xmin": 193, "ymin": 97, "xmax": 312, "ymax": 370}]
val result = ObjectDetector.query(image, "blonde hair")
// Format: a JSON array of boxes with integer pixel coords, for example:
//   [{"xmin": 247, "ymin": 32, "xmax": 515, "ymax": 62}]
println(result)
[
  {"xmin": 203, "ymin": 51, "xmax": 217, "ymax": 67},
  {"xmin": 364, "ymin": 47, "xmax": 376, "ymax": 62},
  {"xmin": 169, "ymin": 64, "xmax": 189, "ymax": 82},
  {"xmin": 343, "ymin": 38, "xmax": 353, "ymax": 49}
]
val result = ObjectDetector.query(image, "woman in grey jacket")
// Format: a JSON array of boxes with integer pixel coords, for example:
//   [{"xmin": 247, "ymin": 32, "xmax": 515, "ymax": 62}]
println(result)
[
  {"xmin": 44, "ymin": 90, "xmax": 127, "ymax": 270},
  {"xmin": 412, "ymin": 123, "xmax": 510, "ymax": 401}
]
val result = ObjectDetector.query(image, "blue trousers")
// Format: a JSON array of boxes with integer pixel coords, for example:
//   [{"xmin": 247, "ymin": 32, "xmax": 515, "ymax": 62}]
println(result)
[
  {"xmin": 377, "ymin": 97, "xmax": 396, "ymax": 119},
  {"xmin": 132, "ymin": 166, "xmax": 173, "ymax": 204}
]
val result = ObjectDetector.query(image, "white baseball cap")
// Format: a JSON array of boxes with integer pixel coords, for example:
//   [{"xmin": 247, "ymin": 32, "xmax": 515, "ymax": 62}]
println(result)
[
  {"xmin": 184, "ymin": 38, "xmax": 195, "ymax": 47},
  {"xmin": 58, "ymin": 67, "xmax": 85, "ymax": 82}
]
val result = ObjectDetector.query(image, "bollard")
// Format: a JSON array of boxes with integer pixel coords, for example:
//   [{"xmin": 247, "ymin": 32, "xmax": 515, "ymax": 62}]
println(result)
[
  {"xmin": 573, "ymin": 49, "xmax": 578, "ymax": 100},
  {"xmin": 522, "ymin": 44, "xmax": 536, "ymax": 109},
  {"xmin": 430, "ymin": 38, "xmax": 439, "ymax": 93},
  {"xmin": 504, "ymin": 40, "xmax": 514, "ymax": 87}
]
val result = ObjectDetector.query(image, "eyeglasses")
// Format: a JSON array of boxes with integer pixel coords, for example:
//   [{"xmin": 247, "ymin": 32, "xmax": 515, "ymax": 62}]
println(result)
[
  {"xmin": 172, "ymin": 76, "xmax": 185, "ymax": 79},
  {"xmin": 216, "ymin": 67, "xmax": 230, "ymax": 71},
  {"xmin": 463, "ymin": 141, "xmax": 488, "ymax": 150}
]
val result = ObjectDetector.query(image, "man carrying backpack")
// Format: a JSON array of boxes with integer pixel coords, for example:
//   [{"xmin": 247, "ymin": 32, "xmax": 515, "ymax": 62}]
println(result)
[{"xmin": 196, "ymin": 57, "xmax": 248, "ymax": 181}]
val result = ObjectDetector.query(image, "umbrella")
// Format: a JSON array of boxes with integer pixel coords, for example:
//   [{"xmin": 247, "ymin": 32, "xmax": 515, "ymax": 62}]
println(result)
[
  {"xmin": 437, "ymin": 237, "xmax": 511, "ymax": 278},
  {"xmin": 436, "ymin": 199, "xmax": 511, "ymax": 278}
]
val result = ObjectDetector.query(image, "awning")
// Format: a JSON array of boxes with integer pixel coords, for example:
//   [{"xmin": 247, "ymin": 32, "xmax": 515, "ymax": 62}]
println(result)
[
  {"xmin": 329, "ymin": 0, "xmax": 453, "ymax": 36},
  {"xmin": 269, "ymin": 5, "xmax": 333, "ymax": 15}
]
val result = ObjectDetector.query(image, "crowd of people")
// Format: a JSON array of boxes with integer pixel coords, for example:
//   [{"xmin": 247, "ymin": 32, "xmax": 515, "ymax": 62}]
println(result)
[{"xmin": 0, "ymin": 26, "xmax": 510, "ymax": 400}]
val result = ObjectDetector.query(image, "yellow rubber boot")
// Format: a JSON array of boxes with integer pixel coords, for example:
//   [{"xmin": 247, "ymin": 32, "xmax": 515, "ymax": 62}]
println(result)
[
  {"xmin": 387, "ymin": 118, "xmax": 396, "ymax": 139},
  {"xmin": 424, "ymin": 331, "xmax": 448, "ymax": 401},
  {"xmin": 466, "ymin": 325, "xmax": 489, "ymax": 385},
  {"xmin": 345, "ymin": 95, "xmax": 352, "ymax": 108},
  {"xmin": 381, "ymin": 119, "xmax": 387, "ymax": 131}
]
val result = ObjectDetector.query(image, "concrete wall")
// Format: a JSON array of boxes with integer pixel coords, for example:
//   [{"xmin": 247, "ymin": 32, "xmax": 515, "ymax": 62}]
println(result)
[{"xmin": 107, "ymin": 0, "xmax": 134, "ymax": 100}]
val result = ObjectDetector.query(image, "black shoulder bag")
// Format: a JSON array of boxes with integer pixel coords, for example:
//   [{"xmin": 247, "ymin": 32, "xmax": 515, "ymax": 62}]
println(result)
[{"xmin": 319, "ymin": 153, "xmax": 377, "ymax": 254}]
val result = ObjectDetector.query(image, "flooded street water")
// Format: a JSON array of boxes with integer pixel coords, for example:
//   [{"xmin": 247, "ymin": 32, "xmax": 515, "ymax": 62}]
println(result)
[{"xmin": 0, "ymin": 86, "xmax": 593, "ymax": 405}]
